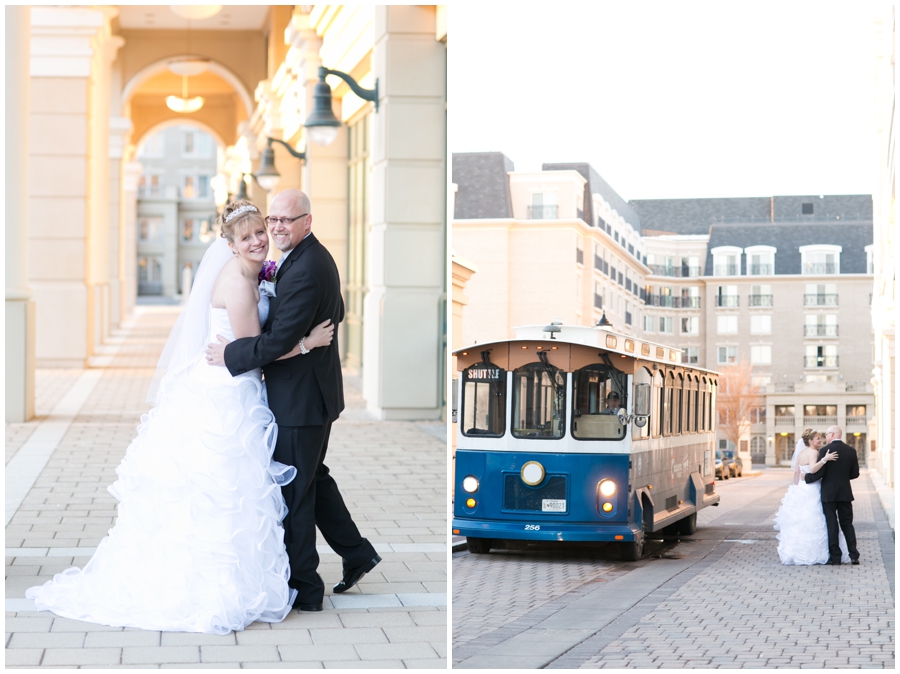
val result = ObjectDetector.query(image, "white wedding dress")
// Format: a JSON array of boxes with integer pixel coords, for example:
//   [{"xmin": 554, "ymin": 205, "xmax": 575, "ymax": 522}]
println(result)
[
  {"xmin": 26, "ymin": 296, "xmax": 298, "ymax": 634},
  {"xmin": 773, "ymin": 465, "xmax": 850, "ymax": 565}
]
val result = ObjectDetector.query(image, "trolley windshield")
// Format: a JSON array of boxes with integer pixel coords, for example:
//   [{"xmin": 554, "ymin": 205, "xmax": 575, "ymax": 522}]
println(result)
[
  {"xmin": 511, "ymin": 361, "xmax": 566, "ymax": 439},
  {"xmin": 571, "ymin": 363, "xmax": 628, "ymax": 440}
]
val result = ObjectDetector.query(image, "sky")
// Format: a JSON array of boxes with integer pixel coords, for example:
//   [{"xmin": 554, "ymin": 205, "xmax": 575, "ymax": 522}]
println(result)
[{"xmin": 449, "ymin": 2, "xmax": 879, "ymax": 200}]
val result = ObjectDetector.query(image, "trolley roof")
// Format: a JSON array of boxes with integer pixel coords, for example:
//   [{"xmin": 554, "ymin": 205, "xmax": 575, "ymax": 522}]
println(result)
[{"xmin": 454, "ymin": 323, "xmax": 719, "ymax": 377}]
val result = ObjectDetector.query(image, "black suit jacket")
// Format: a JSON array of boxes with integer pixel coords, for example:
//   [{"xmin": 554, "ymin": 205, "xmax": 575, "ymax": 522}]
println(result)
[
  {"xmin": 223, "ymin": 233, "xmax": 345, "ymax": 426},
  {"xmin": 804, "ymin": 439, "xmax": 859, "ymax": 502}
]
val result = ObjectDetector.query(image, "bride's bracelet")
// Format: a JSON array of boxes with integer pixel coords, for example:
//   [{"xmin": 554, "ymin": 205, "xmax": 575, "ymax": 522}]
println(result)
[{"xmin": 299, "ymin": 337, "xmax": 310, "ymax": 355}]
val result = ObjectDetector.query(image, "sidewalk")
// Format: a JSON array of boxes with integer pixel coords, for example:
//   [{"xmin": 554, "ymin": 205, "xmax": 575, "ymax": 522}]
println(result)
[{"xmin": 5, "ymin": 305, "xmax": 447, "ymax": 668}]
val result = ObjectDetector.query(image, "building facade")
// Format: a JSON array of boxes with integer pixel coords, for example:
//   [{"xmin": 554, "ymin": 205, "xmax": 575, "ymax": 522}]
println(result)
[
  {"xmin": 452, "ymin": 152, "xmax": 876, "ymax": 466},
  {"xmin": 5, "ymin": 5, "xmax": 447, "ymax": 423}
]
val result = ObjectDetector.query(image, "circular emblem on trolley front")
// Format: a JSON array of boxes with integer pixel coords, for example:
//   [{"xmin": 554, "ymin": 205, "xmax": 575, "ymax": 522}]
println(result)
[{"xmin": 521, "ymin": 461, "xmax": 545, "ymax": 486}]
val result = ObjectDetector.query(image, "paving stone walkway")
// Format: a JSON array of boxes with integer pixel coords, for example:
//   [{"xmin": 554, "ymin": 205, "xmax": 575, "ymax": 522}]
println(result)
[
  {"xmin": 5, "ymin": 306, "xmax": 447, "ymax": 668},
  {"xmin": 453, "ymin": 467, "xmax": 894, "ymax": 669}
]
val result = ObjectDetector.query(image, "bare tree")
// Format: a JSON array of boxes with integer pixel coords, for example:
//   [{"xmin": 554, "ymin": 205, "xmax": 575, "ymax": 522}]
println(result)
[{"xmin": 716, "ymin": 357, "xmax": 761, "ymax": 453}]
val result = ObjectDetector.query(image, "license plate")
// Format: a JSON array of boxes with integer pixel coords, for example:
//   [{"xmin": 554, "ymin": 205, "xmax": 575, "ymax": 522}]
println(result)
[{"xmin": 542, "ymin": 499, "xmax": 566, "ymax": 512}]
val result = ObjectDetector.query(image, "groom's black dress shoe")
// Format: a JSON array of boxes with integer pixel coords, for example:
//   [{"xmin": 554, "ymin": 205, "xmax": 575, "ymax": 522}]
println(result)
[
  {"xmin": 295, "ymin": 602, "xmax": 323, "ymax": 612},
  {"xmin": 827, "ymin": 559, "xmax": 842, "ymax": 565},
  {"xmin": 333, "ymin": 555, "xmax": 382, "ymax": 594},
  {"xmin": 851, "ymin": 559, "xmax": 860, "ymax": 565}
]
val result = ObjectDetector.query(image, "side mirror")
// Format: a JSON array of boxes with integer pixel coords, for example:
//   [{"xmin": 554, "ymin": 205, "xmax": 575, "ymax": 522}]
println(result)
[
  {"xmin": 617, "ymin": 408, "xmax": 628, "ymax": 426},
  {"xmin": 634, "ymin": 382, "xmax": 651, "ymax": 417},
  {"xmin": 633, "ymin": 415, "xmax": 648, "ymax": 428}
]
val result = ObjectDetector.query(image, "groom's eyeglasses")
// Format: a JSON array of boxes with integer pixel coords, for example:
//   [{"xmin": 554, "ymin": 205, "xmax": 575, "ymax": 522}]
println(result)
[{"xmin": 265, "ymin": 214, "xmax": 308, "ymax": 226}]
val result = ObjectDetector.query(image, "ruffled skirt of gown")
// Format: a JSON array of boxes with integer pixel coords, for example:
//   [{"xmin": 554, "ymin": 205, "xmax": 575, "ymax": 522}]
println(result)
[
  {"xmin": 773, "ymin": 478, "xmax": 850, "ymax": 565},
  {"xmin": 25, "ymin": 357, "xmax": 298, "ymax": 634}
]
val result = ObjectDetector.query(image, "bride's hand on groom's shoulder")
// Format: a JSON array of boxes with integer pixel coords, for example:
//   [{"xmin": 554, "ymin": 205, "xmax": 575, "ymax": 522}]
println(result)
[{"xmin": 822, "ymin": 449, "xmax": 838, "ymax": 462}]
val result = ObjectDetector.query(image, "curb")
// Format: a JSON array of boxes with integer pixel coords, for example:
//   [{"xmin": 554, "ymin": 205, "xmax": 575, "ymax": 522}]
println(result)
[{"xmin": 452, "ymin": 536, "xmax": 468, "ymax": 553}]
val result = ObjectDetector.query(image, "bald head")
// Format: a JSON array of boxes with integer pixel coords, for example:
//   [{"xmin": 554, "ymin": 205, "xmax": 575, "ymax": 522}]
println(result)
[
  {"xmin": 268, "ymin": 189, "xmax": 312, "ymax": 252},
  {"xmin": 826, "ymin": 426, "xmax": 843, "ymax": 441}
]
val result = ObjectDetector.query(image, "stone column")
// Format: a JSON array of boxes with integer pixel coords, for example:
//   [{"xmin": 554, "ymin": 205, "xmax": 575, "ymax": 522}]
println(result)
[
  {"xmin": 6, "ymin": 5, "xmax": 36, "ymax": 422},
  {"xmin": 108, "ymin": 115, "xmax": 132, "ymax": 327},
  {"xmin": 121, "ymin": 161, "xmax": 142, "ymax": 318},
  {"xmin": 29, "ymin": 6, "xmax": 118, "ymax": 366},
  {"xmin": 363, "ymin": 6, "xmax": 446, "ymax": 420}
]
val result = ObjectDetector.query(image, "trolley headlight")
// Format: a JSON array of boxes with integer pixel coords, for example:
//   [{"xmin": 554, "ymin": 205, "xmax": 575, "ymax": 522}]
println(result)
[
  {"xmin": 521, "ymin": 461, "xmax": 545, "ymax": 486},
  {"xmin": 462, "ymin": 476, "xmax": 479, "ymax": 493},
  {"xmin": 599, "ymin": 479, "xmax": 617, "ymax": 497}
]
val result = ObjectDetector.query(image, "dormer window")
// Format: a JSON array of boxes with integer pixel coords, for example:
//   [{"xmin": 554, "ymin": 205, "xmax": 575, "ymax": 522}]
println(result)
[
  {"xmin": 529, "ymin": 192, "xmax": 557, "ymax": 219},
  {"xmin": 800, "ymin": 244, "xmax": 841, "ymax": 275},
  {"xmin": 711, "ymin": 246, "xmax": 743, "ymax": 276},
  {"xmin": 745, "ymin": 245, "xmax": 776, "ymax": 276}
]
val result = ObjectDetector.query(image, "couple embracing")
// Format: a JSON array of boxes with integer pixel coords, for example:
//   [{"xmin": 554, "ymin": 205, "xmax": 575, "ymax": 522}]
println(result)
[
  {"xmin": 27, "ymin": 190, "xmax": 381, "ymax": 634},
  {"xmin": 774, "ymin": 426, "xmax": 860, "ymax": 566}
]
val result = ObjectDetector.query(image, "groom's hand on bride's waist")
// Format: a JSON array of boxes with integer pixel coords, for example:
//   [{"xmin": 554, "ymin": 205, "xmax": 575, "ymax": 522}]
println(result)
[{"xmin": 205, "ymin": 335, "xmax": 231, "ymax": 366}]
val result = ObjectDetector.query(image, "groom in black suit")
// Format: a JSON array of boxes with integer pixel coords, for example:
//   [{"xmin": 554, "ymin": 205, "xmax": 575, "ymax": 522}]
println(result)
[
  {"xmin": 207, "ymin": 189, "xmax": 379, "ymax": 610},
  {"xmin": 805, "ymin": 425, "xmax": 860, "ymax": 565}
]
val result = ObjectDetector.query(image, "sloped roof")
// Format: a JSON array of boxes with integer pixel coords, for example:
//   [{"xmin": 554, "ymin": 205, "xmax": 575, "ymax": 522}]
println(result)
[{"xmin": 452, "ymin": 152, "xmax": 514, "ymax": 219}]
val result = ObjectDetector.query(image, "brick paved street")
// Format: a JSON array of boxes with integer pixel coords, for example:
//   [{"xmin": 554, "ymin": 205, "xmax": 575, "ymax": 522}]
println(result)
[
  {"xmin": 5, "ymin": 306, "xmax": 447, "ymax": 668},
  {"xmin": 452, "ymin": 468, "xmax": 894, "ymax": 669}
]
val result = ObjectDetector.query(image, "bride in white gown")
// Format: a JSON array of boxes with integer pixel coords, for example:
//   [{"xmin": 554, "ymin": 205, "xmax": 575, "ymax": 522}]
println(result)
[
  {"xmin": 26, "ymin": 201, "xmax": 334, "ymax": 634},
  {"xmin": 774, "ymin": 428, "xmax": 850, "ymax": 565}
]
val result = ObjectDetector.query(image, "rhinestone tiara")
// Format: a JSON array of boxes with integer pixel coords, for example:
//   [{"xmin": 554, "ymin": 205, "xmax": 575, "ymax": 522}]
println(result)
[{"xmin": 224, "ymin": 204, "xmax": 259, "ymax": 223}]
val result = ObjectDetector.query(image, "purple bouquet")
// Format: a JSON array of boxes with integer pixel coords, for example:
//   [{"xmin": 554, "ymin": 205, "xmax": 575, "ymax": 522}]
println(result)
[{"xmin": 259, "ymin": 260, "xmax": 277, "ymax": 283}]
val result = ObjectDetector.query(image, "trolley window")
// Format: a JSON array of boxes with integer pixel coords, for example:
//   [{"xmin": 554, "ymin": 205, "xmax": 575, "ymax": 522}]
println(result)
[
  {"xmin": 571, "ymin": 363, "xmax": 628, "ymax": 440},
  {"xmin": 461, "ymin": 362, "xmax": 506, "ymax": 437},
  {"xmin": 511, "ymin": 361, "xmax": 566, "ymax": 439}
]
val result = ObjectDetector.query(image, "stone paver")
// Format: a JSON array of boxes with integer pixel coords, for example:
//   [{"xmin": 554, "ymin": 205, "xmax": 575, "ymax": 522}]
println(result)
[
  {"xmin": 453, "ymin": 467, "xmax": 894, "ymax": 668},
  {"xmin": 5, "ymin": 305, "xmax": 447, "ymax": 668}
]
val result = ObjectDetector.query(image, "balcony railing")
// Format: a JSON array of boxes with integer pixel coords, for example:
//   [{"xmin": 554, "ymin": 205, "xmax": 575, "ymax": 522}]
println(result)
[
  {"xmin": 804, "ymin": 324, "xmax": 839, "ymax": 337},
  {"xmin": 802, "ymin": 263, "xmax": 838, "ymax": 275},
  {"xmin": 713, "ymin": 264, "xmax": 739, "ymax": 276},
  {"xmin": 647, "ymin": 295, "xmax": 676, "ymax": 307},
  {"xmin": 803, "ymin": 416, "xmax": 838, "ymax": 427},
  {"xmin": 846, "ymin": 416, "xmax": 868, "ymax": 426},
  {"xmin": 748, "ymin": 264, "xmax": 773, "ymax": 275},
  {"xmin": 680, "ymin": 296, "xmax": 701, "ymax": 309},
  {"xmin": 804, "ymin": 294, "xmax": 838, "ymax": 306},
  {"xmin": 804, "ymin": 355, "xmax": 839, "ymax": 368},
  {"xmin": 844, "ymin": 382, "xmax": 869, "ymax": 393},
  {"xmin": 774, "ymin": 416, "xmax": 796, "ymax": 427},
  {"xmin": 749, "ymin": 294, "xmax": 773, "ymax": 306},
  {"xmin": 646, "ymin": 295, "xmax": 701, "ymax": 309},
  {"xmin": 649, "ymin": 264, "xmax": 701, "ymax": 278},
  {"xmin": 715, "ymin": 295, "xmax": 740, "ymax": 307},
  {"xmin": 527, "ymin": 205, "xmax": 558, "ymax": 219}
]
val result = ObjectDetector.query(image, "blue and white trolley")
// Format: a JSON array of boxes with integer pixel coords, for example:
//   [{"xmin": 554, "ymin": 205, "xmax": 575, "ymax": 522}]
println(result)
[{"xmin": 452, "ymin": 323, "xmax": 720, "ymax": 560}]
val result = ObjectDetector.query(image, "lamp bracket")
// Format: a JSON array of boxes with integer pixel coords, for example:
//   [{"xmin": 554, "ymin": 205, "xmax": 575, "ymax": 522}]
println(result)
[
  {"xmin": 320, "ymin": 66, "xmax": 379, "ymax": 112},
  {"xmin": 267, "ymin": 137, "xmax": 306, "ymax": 161}
]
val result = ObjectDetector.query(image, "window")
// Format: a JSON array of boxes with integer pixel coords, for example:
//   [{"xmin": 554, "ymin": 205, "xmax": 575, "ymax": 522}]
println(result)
[
  {"xmin": 658, "ymin": 316, "xmax": 674, "ymax": 334},
  {"xmin": 137, "ymin": 217, "xmax": 162, "ymax": 242},
  {"xmin": 643, "ymin": 315, "xmax": 655, "ymax": 332},
  {"xmin": 749, "ymin": 284, "xmax": 773, "ymax": 306},
  {"xmin": 681, "ymin": 316, "xmax": 699, "ymax": 335},
  {"xmin": 750, "ymin": 345, "xmax": 771, "ymax": 365},
  {"xmin": 711, "ymin": 246, "xmax": 743, "ymax": 276},
  {"xmin": 181, "ymin": 128, "xmax": 214, "ymax": 158},
  {"xmin": 651, "ymin": 370, "xmax": 663, "ymax": 437},
  {"xmin": 138, "ymin": 173, "xmax": 164, "ymax": 198},
  {"xmin": 181, "ymin": 174, "xmax": 210, "ymax": 200},
  {"xmin": 804, "ymin": 283, "xmax": 838, "ymax": 306},
  {"xmin": 804, "ymin": 404, "xmax": 837, "ymax": 417},
  {"xmin": 750, "ymin": 406, "xmax": 766, "ymax": 424},
  {"xmin": 752, "ymin": 374, "xmax": 772, "ymax": 387},
  {"xmin": 530, "ymin": 192, "xmax": 557, "ymax": 219},
  {"xmin": 625, "ymin": 302, "xmax": 632, "ymax": 326},
  {"xmin": 137, "ymin": 257, "xmax": 162, "ymax": 283},
  {"xmin": 593, "ymin": 282, "xmax": 603, "ymax": 310},
  {"xmin": 576, "ymin": 236, "xmax": 584, "ymax": 265},
  {"xmin": 512, "ymin": 362, "xmax": 565, "ymax": 439},
  {"xmin": 847, "ymin": 405, "xmax": 866, "ymax": 417},
  {"xmin": 716, "ymin": 284, "xmax": 739, "ymax": 307},
  {"xmin": 775, "ymin": 405, "xmax": 795, "ymax": 417},
  {"xmin": 750, "ymin": 315, "xmax": 771, "ymax": 334},
  {"xmin": 137, "ymin": 132, "xmax": 164, "ymax": 158},
  {"xmin": 198, "ymin": 218, "xmax": 215, "ymax": 243},
  {"xmin": 805, "ymin": 314, "xmax": 838, "ymax": 337},
  {"xmin": 461, "ymin": 363, "xmax": 506, "ymax": 437},
  {"xmin": 717, "ymin": 346, "xmax": 737, "ymax": 364},
  {"xmin": 800, "ymin": 245, "xmax": 841, "ymax": 275},
  {"xmin": 745, "ymin": 245, "xmax": 776, "ymax": 276},
  {"xmin": 805, "ymin": 344, "xmax": 838, "ymax": 367},
  {"xmin": 571, "ymin": 364, "xmax": 628, "ymax": 440},
  {"xmin": 682, "ymin": 347, "xmax": 699, "ymax": 364},
  {"xmin": 681, "ymin": 286, "xmax": 701, "ymax": 308},
  {"xmin": 717, "ymin": 315, "xmax": 738, "ymax": 334},
  {"xmin": 182, "ymin": 219, "xmax": 195, "ymax": 242}
]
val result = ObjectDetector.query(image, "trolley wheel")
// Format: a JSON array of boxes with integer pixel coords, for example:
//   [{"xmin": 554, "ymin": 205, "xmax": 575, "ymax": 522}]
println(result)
[
  {"xmin": 676, "ymin": 512, "xmax": 697, "ymax": 536},
  {"xmin": 621, "ymin": 534, "xmax": 643, "ymax": 561},
  {"xmin": 466, "ymin": 537, "xmax": 494, "ymax": 554}
]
